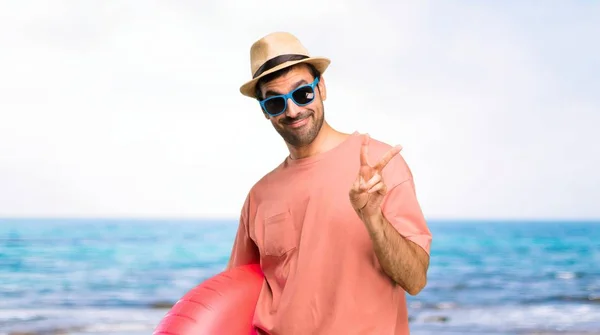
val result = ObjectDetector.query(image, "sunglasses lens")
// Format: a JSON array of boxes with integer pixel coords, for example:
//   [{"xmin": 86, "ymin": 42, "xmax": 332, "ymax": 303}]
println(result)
[
  {"xmin": 263, "ymin": 97, "xmax": 286, "ymax": 116},
  {"xmin": 261, "ymin": 83, "xmax": 317, "ymax": 116},
  {"xmin": 292, "ymin": 86, "xmax": 315, "ymax": 105}
]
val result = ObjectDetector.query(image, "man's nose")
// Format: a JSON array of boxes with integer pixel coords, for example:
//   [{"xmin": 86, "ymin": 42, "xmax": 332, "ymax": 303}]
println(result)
[{"xmin": 284, "ymin": 98, "xmax": 302, "ymax": 118}]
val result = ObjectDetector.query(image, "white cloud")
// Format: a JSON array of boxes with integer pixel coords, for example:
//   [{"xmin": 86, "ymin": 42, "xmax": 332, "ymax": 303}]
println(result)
[{"xmin": 0, "ymin": 0, "xmax": 598, "ymax": 219}]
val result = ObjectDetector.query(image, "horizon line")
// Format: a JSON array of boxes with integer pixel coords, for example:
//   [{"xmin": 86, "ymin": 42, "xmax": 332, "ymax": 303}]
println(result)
[{"xmin": 1, "ymin": 216, "xmax": 599, "ymax": 223}]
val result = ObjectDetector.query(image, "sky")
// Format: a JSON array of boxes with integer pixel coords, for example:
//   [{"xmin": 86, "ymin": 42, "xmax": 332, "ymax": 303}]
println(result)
[{"xmin": 0, "ymin": 1, "xmax": 598, "ymax": 220}]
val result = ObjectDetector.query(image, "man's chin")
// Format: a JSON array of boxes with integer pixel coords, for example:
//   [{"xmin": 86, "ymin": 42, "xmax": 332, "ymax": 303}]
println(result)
[
  {"xmin": 274, "ymin": 115, "xmax": 321, "ymax": 147},
  {"xmin": 279, "ymin": 130, "xmax": 308, "ymax": 147}
]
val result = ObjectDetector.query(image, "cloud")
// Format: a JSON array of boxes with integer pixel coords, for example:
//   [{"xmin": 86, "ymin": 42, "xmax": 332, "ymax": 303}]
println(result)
[{"xmin": 0, "ymin": 1, "xmax": 598, "ymax": 219}]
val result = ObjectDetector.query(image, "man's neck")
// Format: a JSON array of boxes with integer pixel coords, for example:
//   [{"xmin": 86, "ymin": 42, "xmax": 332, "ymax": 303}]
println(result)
[{"xmin": 287, "ymin": 123, "xmax": 350, "ymax": 160}]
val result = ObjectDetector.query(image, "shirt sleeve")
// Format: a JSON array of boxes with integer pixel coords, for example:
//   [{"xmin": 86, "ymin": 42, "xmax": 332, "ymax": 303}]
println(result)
[
  {"xmin": 381, "ymin": 154, "xmax": 432, "ymax": 256},
  {"xmin": 226, "ymin": 192, "xmax": 260, "ymax": 269}
]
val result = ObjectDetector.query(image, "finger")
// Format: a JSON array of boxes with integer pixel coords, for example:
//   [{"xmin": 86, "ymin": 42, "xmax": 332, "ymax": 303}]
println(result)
[
  {"xmin": 375, "ymin": 145, "xmax": 401, "ymax": 171},
  {"xmin": 349, "ymin": 172, "xmax": 365, "ymax": 195},
  {"xmin": 349, "ymin": 183, "xmax": 368, "ymax": 209},
  {"xmin": 350, "ymin": 175, "xmax": 361, "ymax": 194},
  {"xmin": 360, "ymin": 134, "xmax": 371, "ymax": 166},
  {"xmin": 360, "ymin": 173, "xmax": 382, "ymax": 191},
  {"xmin": 368, "ymin": 181, "xmax": 387, "ymax": 195}
]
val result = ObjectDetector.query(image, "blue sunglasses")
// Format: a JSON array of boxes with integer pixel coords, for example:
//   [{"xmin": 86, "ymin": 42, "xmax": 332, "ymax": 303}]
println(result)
[{"xmin": 258, "ymin": 77, "xmax": 320, "ymax": 117}]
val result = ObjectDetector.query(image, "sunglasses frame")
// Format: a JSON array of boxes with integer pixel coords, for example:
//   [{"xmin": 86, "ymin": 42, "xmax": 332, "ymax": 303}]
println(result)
[{"xmin": 258, "ymin": 77, "xmax": 320, "ymax": 117}]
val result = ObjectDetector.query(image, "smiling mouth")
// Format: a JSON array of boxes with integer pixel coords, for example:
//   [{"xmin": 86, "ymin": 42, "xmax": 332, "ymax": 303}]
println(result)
[
  {"xmin": 283, "ymin": 112, "xmax": 311, "ymax": 125},
  {"xmin": 286, "ymin": 116, "xmax": 310, "ymax": 128}
]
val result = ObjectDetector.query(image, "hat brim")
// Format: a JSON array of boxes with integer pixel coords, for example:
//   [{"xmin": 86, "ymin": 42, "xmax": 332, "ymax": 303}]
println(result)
[{"xmin": 239, "ymin": 57, "xmax": 331, "ymax": 98}]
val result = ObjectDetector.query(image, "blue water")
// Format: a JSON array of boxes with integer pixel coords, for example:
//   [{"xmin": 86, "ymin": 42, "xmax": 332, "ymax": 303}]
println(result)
[{"xmin": 1, "ymin": 219, "xmax": 599, "ymax": 334}]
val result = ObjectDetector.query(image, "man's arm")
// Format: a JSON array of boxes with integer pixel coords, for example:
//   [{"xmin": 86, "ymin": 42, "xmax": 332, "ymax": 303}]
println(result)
[
  {"xmin": 362, "ymin": 207, "xmax": 430, "ymax": 295},
  {"xmin": 226, "ymin": 193, "xmax": 260, "ymax": 270},
  {"xmin": 348, "ymin": 135, "xmax": 432, "ymax": 294},
  {"xmin": 226, "ymin": 220, "xmax": 260, "ymax": 270}
]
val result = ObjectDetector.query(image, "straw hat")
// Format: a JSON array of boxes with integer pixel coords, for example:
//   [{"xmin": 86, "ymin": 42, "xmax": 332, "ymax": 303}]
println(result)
[{"xmin": 239, "ymin": 32, "xmax": 331, "ymax": 98}]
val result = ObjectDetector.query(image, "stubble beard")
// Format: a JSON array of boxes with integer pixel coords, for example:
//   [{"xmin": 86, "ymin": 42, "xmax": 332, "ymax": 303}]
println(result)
[{"xmin": 275, "ymin": 108, "xmax": 324, "ymax": 148}]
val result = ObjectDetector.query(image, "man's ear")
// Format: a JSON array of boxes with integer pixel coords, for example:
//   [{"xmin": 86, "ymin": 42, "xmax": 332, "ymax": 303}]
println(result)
[
  {"xmin": 255, "ymin": 87, "xmax": 270, "ymax": 120},
  {"xmin": 318, "ymin": 76, "xmax": 327, "ymax": 101}
]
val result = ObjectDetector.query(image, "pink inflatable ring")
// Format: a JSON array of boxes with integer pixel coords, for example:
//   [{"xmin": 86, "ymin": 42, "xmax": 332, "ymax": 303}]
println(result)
[{"xmin": 154, "ymin": 264, "xmax": 264, "ymax": 335}]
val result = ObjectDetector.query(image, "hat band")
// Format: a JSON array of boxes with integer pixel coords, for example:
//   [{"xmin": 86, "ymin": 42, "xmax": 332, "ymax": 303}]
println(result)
[{"xmin": 252, "ymin": 54, "xmax": 309, "ymax": 79}]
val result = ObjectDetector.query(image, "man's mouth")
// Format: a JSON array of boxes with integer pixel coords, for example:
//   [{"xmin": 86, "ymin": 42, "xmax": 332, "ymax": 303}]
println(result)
[{"xmin": 285, "ymin": 115, "xmax": 310, "ymax": 128}]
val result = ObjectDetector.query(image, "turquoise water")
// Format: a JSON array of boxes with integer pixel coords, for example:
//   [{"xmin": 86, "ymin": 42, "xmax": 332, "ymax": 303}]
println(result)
[{"xmin": 1, "ymin": 219, "xmax": 599, "ymax": 334}]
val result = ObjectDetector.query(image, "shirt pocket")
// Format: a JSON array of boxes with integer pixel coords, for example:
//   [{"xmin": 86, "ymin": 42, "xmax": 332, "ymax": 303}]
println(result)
[{"xmin": 263, "ymin": 211, "xmax": 297, "ymax": 257}]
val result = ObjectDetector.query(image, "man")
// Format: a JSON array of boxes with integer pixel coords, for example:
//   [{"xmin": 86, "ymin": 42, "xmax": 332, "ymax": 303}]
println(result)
[{"xmin": 227, "ymin": 32, "xmax": 432, "ymax": 335}]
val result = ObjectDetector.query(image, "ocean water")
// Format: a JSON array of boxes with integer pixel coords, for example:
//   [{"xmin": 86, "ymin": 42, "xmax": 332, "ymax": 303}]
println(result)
[{"xmin": 0, "ymin": 218, "xmax": 599, "ymax": 335}]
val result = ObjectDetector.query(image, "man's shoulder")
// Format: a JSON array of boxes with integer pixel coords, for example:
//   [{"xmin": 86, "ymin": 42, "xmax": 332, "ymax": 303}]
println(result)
[{"xmin": 246, "ymin": 159, "xmax": 288, "ymax": 196}]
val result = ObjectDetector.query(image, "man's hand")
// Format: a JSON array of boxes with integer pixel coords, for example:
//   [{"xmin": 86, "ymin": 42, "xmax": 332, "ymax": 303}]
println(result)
[
  {"xmin": 348, "ymin": 135, "xmax": 429, "ymax": 294},
  {"xmin": 349, "ymin": 134, "xmax": 402, "ymax": 220}
]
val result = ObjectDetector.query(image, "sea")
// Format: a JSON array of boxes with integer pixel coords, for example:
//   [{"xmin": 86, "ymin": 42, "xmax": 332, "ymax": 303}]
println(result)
[{"xmin": 0, "ymin": 218, "xmax": 599, "ymax": 335}]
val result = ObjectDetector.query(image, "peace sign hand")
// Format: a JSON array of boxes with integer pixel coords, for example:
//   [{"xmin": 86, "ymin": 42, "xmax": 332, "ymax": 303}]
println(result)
[{"xmin": 349, "ymin": 134, "xmax": 402, "ymax": 220}]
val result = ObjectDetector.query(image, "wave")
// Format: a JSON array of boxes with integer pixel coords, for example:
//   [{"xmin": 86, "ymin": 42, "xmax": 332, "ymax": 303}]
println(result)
[
  {"xmin": 148, "ymin": 301, "xmax": 175, "ymax": 309},
  {"xmin": 522, "ymin": 295, "xmax": 600, "ymax": 305},
  {"xmin": 409, "ymin": 304, "xmax": 600, "ymax": 334},
  {"xmin": 0, "ymin": 308, "xmax": 166, "ymax": 335}
]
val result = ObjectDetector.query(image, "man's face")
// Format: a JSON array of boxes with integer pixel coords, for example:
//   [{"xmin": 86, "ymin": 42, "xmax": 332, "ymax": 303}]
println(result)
[{"xmin": 259, "ymin": 65, "xmax": 326, "ymax": 147}]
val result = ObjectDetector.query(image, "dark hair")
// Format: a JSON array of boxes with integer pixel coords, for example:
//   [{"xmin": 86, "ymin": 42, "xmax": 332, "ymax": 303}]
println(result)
[{"xmin": 255, "ymin": 63, "xmax": 321, "ymax": 100}]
